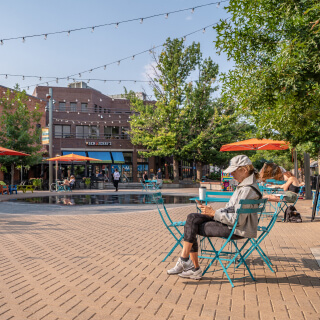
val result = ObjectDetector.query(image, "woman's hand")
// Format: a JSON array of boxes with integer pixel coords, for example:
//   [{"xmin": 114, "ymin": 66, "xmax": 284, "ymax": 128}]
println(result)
[{"xmin": 200, "ymin": 205, "xmax": 215, "ymax": 217}]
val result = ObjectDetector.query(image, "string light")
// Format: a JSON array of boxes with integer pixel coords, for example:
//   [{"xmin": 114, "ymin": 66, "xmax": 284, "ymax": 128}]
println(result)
[
  {"xmin": 217, "ymin": 2, "xmax": 220, "ymax": 8},
  {"xmin": 165, "ymin": 13, "xmax": 169, "ymax": 19},
  {"xmin": 44, "ymin": 34, "xmax": 47, "ymax": 40},
  {"xmin": 191, "ymin": 8, "xmax": 195, "ymax": 13},
  {"xmin": 140, "ymin": 18, "xmax": 143, "ymax": 24},
  {"xmin": 15, "ymin": 21, "xmax": 222, "ymax": 90},
  {"xmin": 22, "ymin": 37, "xmax": 25, "ymax": 43},
  {"xmin": 104, "ymin": 65, "xmax": 106, "ymax": 70},
  {"xmin": 91, "ymin": 27, "xmax": 95, "ymax": 33},
  {"xmin": 67, "ymin": 31, "xmax": 70, "ymax": 36},
  {"xmin": 203, "ymin": 28, "xmax": 206, "ymax": 33},
  {"xmin": 116, "ymin": 22, "xmax": 119, "ymax": 28},
  {"xmin": 0, "ymin": 40, "xmax": 3, "ymax": 45}
]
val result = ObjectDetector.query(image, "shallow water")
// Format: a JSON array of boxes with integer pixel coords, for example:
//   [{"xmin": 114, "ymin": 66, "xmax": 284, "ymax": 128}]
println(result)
[{"xmin": 7, "ymin": 194, "xmax": 193, "ymax": 206}]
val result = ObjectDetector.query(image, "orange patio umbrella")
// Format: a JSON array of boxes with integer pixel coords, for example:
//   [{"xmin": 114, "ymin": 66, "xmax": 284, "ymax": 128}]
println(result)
[
  {"xmin": 0, "ymin": 146, "xmax": 30, "ymax": 156},
  {"xmin": 47, "ymin": 153, "xmax": 101, "ymax": 181},
  {"xmin": 47, "ymin": 153, "xmax": 100, "ymax": 162},
  {"xmin": 220, "ymin": 138, "xmax": 289, "ymax": 152}
]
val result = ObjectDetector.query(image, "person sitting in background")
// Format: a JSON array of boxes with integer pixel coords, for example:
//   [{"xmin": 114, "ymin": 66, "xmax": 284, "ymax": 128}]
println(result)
[
  {"xmin": 156, "ymin": 168, "xmax": 163, "ymax": 183},
  {"xmin": 61, "ymin": 175, "xmax": 75, "ymax": 189},
  {"xmin": 264, "ymin": 171, "xmax": 300, "ymax": 203}
]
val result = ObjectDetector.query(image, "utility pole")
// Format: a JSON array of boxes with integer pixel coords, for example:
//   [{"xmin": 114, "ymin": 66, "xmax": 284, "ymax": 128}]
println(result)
[
  {"xmin": 293, "ymin": 149, "xmax": 298, "ymax": 178},
  {"xmin": 48, "ymin": 88, "xmax": 53, "ymax": 186}
]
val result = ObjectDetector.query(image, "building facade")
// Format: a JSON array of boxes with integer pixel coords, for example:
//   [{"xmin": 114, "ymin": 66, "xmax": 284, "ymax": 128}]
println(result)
[{"xmin": 33, "ymin": 82, "xmax": 155, "ymax": 182}]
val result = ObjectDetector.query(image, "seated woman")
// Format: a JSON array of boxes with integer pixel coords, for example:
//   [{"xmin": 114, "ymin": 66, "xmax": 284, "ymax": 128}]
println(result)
[
  {"xmin": 167, "ymin": 155, "xmax": 262, "ymax": 280},
  {"xmin": 61, "ymin": 175, "xmax": 75, "ymax": 188},
  {"xmin": 264, "ymin": 172, "xmax": 300, "ymax": 203}
]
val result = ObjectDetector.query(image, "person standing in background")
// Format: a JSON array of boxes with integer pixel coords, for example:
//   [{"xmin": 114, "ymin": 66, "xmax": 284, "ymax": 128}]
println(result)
[
  {"xmin": 156, "ymin": 168, "xmax": 163, "ymax": 183},
  {"xmin": 113, "ymin": 168, "xmax": 120, "ymax": 192}
]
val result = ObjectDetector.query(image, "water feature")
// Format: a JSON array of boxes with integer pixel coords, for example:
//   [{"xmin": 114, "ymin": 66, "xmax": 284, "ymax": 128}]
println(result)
[{"xmin": 7, "ymin": 194, "xmax": 193, "ymax": 206}]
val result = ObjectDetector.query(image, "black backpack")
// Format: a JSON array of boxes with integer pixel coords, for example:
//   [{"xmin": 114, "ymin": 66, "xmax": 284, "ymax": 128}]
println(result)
[{"xmin": 284, "ymin": 205, "xmax": 302, "ymax": 223}]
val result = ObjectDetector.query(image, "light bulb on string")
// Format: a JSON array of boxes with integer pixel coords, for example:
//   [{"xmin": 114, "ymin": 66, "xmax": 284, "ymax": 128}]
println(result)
[
  {"xmin": 46, "ymin": 82, "xmax": 49, "ymax": 86},
  {"xmin": 165, "ymin": 13, "xmax": 169, "ymax": 19},
  {"xmin": 22, "ymin": 37, "xmax": 25, "ymax": 43},
  {"xmin": 56, "ymin": 78, "xmax": 59, "ymax": 83},
  {"xmin": 1, "ymin": 40, "xmax": 3, "ymax": 45},
  {"xmin": 115, "ymin": 23, "xmax": 119, "ymax": 28},
  {"xmin": 140, "ymin": 18, "xmax": 143, "ymax": 24},
  {"xmin": 91, "ymin": 27, "xmax": 95, "ymax": 33},
  {"xmin": 89, "ymin": 69, "xmax": 92, "ymax": 73},
  {"xmin": 132, "ymin": 55, "xmax": 135, "ymax": 60},
  {"xmin": 27, "ymin": 86, "xmax": 29, "ymax": 90},
  {"xmin": 22, "ymin": 76, "xmax": 25, "ymax": 80},
  {"xmin": 203, "ymin": 28, "xmax": 206, "ymax": 33},
  {"xmin": 217, "ymin": 2, "xmax": 220, "ymax": 8},
  {"xmin": 67, "ymin": 76, "xmax": 69, "ymax": 81},
  {"xmin": 191, "ymin": 8, "xmax": 195, "ymax": 13},
  {"xmin": 5, "ymin": 74, "xmax": 7, "ymax": 79},
  {"xmin": 117, "ymin": 61, "xmax": 120, "ymax": 66},
  {"xmin": 104, "ymin": 65, "xmax": 106, "ymax": 70},
  {"xmin": 67, "ymin": 31, "xmax": 70, "ymax": 36},
  {"xmin": 183, "ymin": 36, "xmax": 186, "ymax": 41},
  {"xmin": 79, "ymin": 73, "xmax": 81, "ymax": 78}
]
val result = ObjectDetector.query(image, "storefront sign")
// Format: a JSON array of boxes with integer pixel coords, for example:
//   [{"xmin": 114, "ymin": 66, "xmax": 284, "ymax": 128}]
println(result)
[{"xmin": 86, "ymin": 141, "xmax": 112, "ymax": 146}]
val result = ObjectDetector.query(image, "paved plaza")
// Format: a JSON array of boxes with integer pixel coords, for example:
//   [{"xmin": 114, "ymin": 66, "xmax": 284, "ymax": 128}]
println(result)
[{"xmin": 0, "ymin": 189, "xmax": 319, "ymax": 320}]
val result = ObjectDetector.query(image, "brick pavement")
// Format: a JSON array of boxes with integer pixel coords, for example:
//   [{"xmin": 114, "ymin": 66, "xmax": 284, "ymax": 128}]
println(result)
[{"xmin": 0, "ymin": 191, "xmax": 319, "ymax": 320}]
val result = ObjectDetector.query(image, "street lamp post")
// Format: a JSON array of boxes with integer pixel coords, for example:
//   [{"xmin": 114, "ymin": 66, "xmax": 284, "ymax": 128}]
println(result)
[{"xmin": 48, "ymin": 88, "xmax": 53, "ymax": 186}]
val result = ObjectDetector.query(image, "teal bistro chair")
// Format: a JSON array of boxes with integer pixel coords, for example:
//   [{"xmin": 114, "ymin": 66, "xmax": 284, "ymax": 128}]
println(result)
[
  {"xmin": 153, "ymin": 192, "xmax": 186, "ymax": 262},
  {"xmin": 199, "ymin": 198, "xmax": 267, "ymax": 287},
  {"xmin": 140, "ymin": 179, "xmax": 147, "ymax": 191},
  {"xmin": 236, "ymin": 196, "xmax": 283, "ymax": 273}
]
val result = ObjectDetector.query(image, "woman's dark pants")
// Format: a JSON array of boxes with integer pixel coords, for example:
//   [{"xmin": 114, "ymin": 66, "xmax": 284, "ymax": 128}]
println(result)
[{"xmin": 184, "ymin": 212, "xmax": 232, "ymax": 252}]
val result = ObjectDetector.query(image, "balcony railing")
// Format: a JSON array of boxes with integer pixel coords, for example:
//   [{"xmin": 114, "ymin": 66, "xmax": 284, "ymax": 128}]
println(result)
[{"xmin": 54, "ymin": 133, "xmax": 130, "ymax": 139}]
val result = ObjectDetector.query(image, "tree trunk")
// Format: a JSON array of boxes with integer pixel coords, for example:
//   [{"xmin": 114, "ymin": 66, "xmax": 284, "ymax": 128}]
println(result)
[
  {"xmin": 173, "ymin": 158, "xmax": 179, "ymax": 183},
  {"xmin": 11, "ymin": 163, "xmax": 14, "ymax": 185},
  {"xmin": 196, "ymin": 161, "xmax": 202, "ymax": 180},
  {"xmin": 299, "ymin": 158, "xmax": 304, "ymax": 183},
  {"xmin": 165, "ymin": 164, "xmax": 169, "ymax": 179}
]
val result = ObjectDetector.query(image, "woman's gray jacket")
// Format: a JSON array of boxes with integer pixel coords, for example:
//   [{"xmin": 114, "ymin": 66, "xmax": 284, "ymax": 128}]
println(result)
[{"xmin": 212, "ymin": 174, "xmax": 261, "ymax": 238}]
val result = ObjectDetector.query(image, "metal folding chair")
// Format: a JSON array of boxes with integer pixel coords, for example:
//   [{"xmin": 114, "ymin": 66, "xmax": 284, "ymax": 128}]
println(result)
[
  {"xmin": 152, "ymin": 192, "xmax": 186, "ymax": 262},
  {"xmin": 199, "ymin": 199, "xmax": 267, "ymax": 287},
  {"xmin": 236, "ymin": 196, "xmax": 284, "ymax": 273},
  {"xmin": 140, "ymin": 180, "xmax": 147, "ymax": 191},
  {"xmin": 155, "ymin": 180, "xmax": 163, "ymax": 190}
]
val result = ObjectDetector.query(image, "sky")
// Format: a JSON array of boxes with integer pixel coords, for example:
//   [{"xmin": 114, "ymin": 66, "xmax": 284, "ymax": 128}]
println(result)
[{"xmin": 0, "ymin": 0, "xmax": 232, "ymax": 99}]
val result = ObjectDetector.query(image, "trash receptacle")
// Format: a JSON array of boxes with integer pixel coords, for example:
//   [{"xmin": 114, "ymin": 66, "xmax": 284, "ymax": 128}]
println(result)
[{"xmin": 98, "ymin": 181, "xmax": 104, "ymax": 190}]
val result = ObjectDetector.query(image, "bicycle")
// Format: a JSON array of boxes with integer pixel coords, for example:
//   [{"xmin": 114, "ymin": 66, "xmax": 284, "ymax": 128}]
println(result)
[{"xmin": 50, "ymin": 181, "xmax": 66, "ymax": 192}]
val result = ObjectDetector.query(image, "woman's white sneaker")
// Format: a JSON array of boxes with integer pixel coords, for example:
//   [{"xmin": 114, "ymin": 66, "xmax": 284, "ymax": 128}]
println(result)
[
  {"xmin": 167, "ymin": 258, "xmax": 194, "ymax": 275},
  {"xmin": 178, "ymin": 268, "xmax": 202, "ymax": 280}
]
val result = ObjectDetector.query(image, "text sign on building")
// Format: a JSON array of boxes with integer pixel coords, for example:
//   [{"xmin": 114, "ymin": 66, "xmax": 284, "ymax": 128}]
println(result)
[
  {"xmin": 86, "ymin": 141, "xmax": 112, "ymax": 146},
  {"xmin": 42, "ymin": 128, "xmax": 49, "ymax": 145}
]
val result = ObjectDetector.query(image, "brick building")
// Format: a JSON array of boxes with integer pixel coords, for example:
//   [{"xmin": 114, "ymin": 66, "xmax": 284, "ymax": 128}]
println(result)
[
  {"xmin": 0, "ymin": 85, "xmax": 47, "ymax": 182},
  {"xmin": 33, "ymin": 82, "xmax": 156, "ymax": 182}
]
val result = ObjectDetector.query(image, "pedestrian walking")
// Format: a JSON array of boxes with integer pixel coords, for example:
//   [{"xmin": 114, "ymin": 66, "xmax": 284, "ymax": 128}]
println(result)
[{"xmin": 113, "ymin": 168, "xmax": 120, "ymax": 192}]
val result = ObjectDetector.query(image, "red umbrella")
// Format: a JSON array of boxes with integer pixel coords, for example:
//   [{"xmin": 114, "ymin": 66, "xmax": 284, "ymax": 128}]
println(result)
[
  {"xmin": 0, "ymin": 146, "xmax": 30, "ymax": 156},
  {"xmin": 220, "ymin": 138, "xmax": 289, "ymax": 152}
]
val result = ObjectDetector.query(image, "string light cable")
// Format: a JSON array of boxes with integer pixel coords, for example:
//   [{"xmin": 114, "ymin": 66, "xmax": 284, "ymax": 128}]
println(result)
[
  {"xmin": 0, "ymin": 1, "xmax": 226, "ymax": 45},
  {"xmin": 16, "ymin": 20, "xmax": 226, "ymax": 90}
]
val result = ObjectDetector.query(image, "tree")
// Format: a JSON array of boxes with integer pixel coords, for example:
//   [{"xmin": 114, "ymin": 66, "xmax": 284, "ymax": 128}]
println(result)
[
  {"xmin": 128, "ymin": 38, "xmax": 247, "ymax": 182},
  {"xmin": 0, "ymin": 86, "xmax": 43, "ymax": 184},
  {"xmin": 214, "ymin": 0, "xmax": 320, "ymax": 167}
]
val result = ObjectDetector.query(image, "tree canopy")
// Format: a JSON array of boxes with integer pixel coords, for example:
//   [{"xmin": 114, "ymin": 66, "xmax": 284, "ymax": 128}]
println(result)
[
  {"xmin": 0, "ymin": 87, "xmax": 43, "ymax": 182},
  {"xmin": 214, "ymin": 0, "xmax": 320, "ymax": 154}
]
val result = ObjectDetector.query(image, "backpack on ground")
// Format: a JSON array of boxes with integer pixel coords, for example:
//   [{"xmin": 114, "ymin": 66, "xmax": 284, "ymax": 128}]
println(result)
[{"xmin": 284, "ymin": 205, "xmax": 302, "ymax": 223}]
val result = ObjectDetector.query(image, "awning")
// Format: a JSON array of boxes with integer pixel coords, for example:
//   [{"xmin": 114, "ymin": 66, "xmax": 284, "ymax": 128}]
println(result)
[
  {"xmin": 62, "ymin": 151, "xmax": 86, "ymax": 156},
  {"xmin": 111, "ymin": 152, "xmax": 125, "ymax": 163},
  {"xmin": 88, "ymin": 151, "xmax": 112, "ymax": 163}
]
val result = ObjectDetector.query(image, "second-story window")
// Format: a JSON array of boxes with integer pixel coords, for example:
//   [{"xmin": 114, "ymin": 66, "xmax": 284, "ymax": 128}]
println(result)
[
  {"xmin": 94, "ymin": 104, "xmax": 98, "ymax": 113},
  {"xmin": 59, "ymin": 102, "xmax": 66, "ymax": 111},
  {"xmin": 54, "ymin": 125, "xmax": 71, "ymax": 138},
  {"xmin": 81, "ymin": 103, "xmax": 88, "ymax": 112},
  {"xmin": 76, "ymin": 125, "xmax": 99, "ymax": 138},
  {"xmin": 70, "ymin": 102, "xmax": 77, "ymax": 112},
  {"xmin": 121, "ymin": 126, "xmax": 130, "ymax": 139},
  {"xmin": 104, "ymin": 126, "xmax": 119, "ymax": 139}
]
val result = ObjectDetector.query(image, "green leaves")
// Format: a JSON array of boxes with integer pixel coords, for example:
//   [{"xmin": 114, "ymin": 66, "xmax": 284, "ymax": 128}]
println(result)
[{"xmin": 214, "ymin": 0, "xmax": 320, "ymax": 150}]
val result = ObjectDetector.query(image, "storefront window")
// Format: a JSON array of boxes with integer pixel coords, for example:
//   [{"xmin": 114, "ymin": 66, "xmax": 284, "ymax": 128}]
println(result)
[
  {"xmin": 121, "ymin": 164, "xmax": 132, "ymax": 182},
  {"xmin": 123, "ymin": 152, "xmax": 133, "ymax": 163},
  {"xmin": 137, "ymin": 164, "xmax": 148, "ymax": 180}
]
